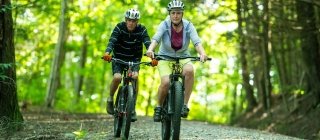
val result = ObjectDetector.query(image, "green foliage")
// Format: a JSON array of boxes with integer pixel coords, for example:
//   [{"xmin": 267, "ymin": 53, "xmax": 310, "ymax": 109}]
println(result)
[
  {"xmin": 0, "ymin": 63, "xmax": 13, "ymax": 70},
  {"xmin": 13, "ymin": 0, "xmax": 243, "ymax": 124},
  {"xmin": 0, "ymin": 4, "xmax": 16, "ymax": 13},
  {"xmin": 0, "ymin": 63, "xmax": 13, "ymax": 80},
  {"xmin": 0, "ymin": 63, "xmax": 12, "ymax": 72},
  {"xmin": 72, "ymin": 123, "xmax": 87, "ymax": 139}
]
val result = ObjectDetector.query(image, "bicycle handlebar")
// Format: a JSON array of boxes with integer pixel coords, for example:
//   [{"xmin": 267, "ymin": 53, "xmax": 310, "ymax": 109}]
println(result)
[
  {"xmin": 152, "ymin": 54, "xmax": 212, "ymax": 61},
  {"xmin": 101, "ymin": 57, "xmax": 152, "ymax": 66}
]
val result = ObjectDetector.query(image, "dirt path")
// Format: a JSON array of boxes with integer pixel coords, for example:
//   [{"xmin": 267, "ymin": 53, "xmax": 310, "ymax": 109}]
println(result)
[{"xmin": 2, "ymin": 111, "xmax": 302, "ymax": 140}]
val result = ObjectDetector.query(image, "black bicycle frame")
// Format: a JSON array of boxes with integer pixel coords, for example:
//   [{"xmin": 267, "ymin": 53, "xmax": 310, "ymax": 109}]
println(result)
[
  {"xmin": 154, "ymin": 54, "xmax": 212, "ymax": 140},
  {"xmin": 167, "ymin": 64, "xmax": 185, "ymax": 115},
  {"xmin": 104, "ymin": 57, "xmax": 152, "ymax": 139}
]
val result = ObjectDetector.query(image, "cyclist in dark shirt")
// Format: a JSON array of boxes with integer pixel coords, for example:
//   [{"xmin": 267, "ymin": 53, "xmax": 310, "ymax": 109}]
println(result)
[{"xmin": 103, "ymin": 8, "xmax": 151, "ymax": 121}]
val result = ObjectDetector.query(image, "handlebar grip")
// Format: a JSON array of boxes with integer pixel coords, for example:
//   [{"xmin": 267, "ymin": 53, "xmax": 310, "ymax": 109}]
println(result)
[{"xmin": 207, "ymin": 58, "xmax": 212, "ymax": 61}]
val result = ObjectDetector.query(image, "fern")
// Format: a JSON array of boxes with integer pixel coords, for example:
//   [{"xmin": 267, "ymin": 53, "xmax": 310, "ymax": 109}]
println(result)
[
  {"xmin": 0, "ymin": 63, "xmax": 13, "ymax": 81},
  {"xmin": 0, "ymin": 63, "xmax": 13, "ymax": 70},
  {"xmin": 0, "ymin": 4, "xmax": 16, "ymax": 13}
]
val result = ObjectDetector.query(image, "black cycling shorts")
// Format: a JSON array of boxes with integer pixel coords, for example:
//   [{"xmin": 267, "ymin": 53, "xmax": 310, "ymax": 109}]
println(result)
[{"xmin": 112, "ymin": 61, "xmax": 140, "ymax": 75}]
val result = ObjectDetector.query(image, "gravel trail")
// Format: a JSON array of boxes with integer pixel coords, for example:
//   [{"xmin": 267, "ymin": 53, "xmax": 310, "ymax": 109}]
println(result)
[{"xmin": 3, "ymin": 113, "xmax": 302, "ymax": 140}]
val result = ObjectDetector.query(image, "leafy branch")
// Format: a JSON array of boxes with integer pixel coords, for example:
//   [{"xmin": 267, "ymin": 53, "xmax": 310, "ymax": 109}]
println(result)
[
  {"xmin": 0, "ymin": 63, "xmax": 16, "ymax": 86},
  {"xmin": 0, "ymin": 63, "xmax": 13, "ymax": 70},
  {"xmin": 0, "ymin": 4, "xmax": 16, "ymax": 13}
]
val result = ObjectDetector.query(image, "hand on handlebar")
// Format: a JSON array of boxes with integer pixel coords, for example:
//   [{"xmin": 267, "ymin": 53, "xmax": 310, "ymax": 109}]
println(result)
[
  {"xmin": 146, "ymin": 50, "xmax": 158, "ymax": 66},
  {"xmin": 103, "ymin": 53, "xmax": 112, "ymax": 62},
  {"xmin": 199, "ymin": 54, "xmax": 208, "ymax": 63},
  {"xmin": 146, "ymin": 50, "xmax": 154, "ymax": 59},
  {"xmin": 151, "ymin": 59, "xmax": 158, "ymax": 67}
]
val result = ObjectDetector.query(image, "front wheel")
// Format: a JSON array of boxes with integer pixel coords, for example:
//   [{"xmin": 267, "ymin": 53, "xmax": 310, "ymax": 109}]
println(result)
[
  {"xmin": 114, "ymin": 86, "xmax": 124, "ymax": 137},
  {"xmin": 171, "ymin": 81, "xmax": 183, "ymax": 139},
  {"xmin": 122, "ymin": 85, "xmax": 134, "ymax": 139},
  {"xmin": 161, "ymin": 98, "xmax": 171, "ymax": 140}
]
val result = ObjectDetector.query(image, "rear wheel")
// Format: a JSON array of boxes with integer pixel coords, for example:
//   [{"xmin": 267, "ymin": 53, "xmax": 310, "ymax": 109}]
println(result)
[
  {"xmin": 122, "ymin": 85, "xmax": 134, "ymax": 139},
  {"xmin": 114, "ymin": 86, "xmax": 123, "ymax": 137},
  {"xmin": 161, "ymin": 98, "xmax": 171, "ymax": 140},
  {"xmin": 171, "ymin": 81, "xmax": 183, "ymax": 139}
]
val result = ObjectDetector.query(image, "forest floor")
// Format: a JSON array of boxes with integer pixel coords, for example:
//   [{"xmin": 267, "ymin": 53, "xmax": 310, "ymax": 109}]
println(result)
[
  {"xmin": 231, "ymin": 94, "xmax": 320, "ymax": 140},
  {"xmin": 2, "ymin": 108, "xmax": 301, "ymax": 140},
  {"xmin": 1, "ymin": 94, "xmax": 319, "ymax": 139}
]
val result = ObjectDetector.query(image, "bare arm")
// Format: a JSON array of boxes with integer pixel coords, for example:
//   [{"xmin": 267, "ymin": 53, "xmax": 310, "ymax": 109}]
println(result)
[
  {"xmin": 195, "ymin": 43, "xmax": 207, "ymax": 62},
  {"xmin": 146, "ymin": 40, "xmax": 159, "ymax": 58}
]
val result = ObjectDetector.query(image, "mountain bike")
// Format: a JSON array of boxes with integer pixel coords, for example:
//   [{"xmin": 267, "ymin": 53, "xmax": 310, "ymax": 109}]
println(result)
[
  {"xmin": 154, "ymin": 54, "xmax": 211, "ymax": 140},
  {"xmin": 102, "ymin": 57, "xmax": 153, "ymax": 139}
]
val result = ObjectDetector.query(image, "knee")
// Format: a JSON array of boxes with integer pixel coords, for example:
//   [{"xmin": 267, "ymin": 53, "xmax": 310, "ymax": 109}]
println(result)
[
  {"xmin": 132, "ymin": 72, "xmax": 139, "ymax": 79},
  {"xmin": 113, "ymin": 74, "xmax": 122, "ymax": 82},
  {"xmin": 183, "ymin": 65, "xmax": 194, "ymax": 76},
  {"xmin": 160, "ymin": 78, "xmax": 170, "ymax": 89}
]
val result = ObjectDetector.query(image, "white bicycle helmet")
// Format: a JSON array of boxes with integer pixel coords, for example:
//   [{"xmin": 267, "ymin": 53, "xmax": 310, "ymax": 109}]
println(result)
[
  {"xmin": 167, "ymin": 0, "xmax": 185, "ymax": 11},
  {"xmin": 125, "ymin": 9, "xmax": 140, "ymax": 20}
]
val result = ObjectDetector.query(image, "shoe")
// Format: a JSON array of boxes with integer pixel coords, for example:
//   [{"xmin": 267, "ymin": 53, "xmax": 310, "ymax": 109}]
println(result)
[
  {"xmin": 106, "ymin": 98, "xmax": 114, "ymax": 115},
  {"xmin": 131, "ymin": 111, "xmax": 137, "ymax": 122},
  {"xmin": 153, "ymin": 107, "xmax": 162, "ymax": 122},
  {"xmin": 181, "ymin": 105, "xmax": 189, "ymax": 118}
]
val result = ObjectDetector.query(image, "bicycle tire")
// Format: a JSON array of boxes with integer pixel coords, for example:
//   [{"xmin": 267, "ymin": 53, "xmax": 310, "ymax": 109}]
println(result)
[
  {"xmin": 114, "ymin": 86, "xmax": 124, "ymax": 137},
  {"xmin": 122, "ymin": 85, "xmax": 134, "ymax": 139},
  {"xmin": 161, "ymin": 97, "xmax": 171, "ymax": 140},
  {"xmin": 171, "ymin": 81, "xmax": 183, "ymax": 139}
]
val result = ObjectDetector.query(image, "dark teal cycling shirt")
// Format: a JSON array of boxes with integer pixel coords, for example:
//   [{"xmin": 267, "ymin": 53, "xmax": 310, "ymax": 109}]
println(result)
[{"xmin": 105, "ymin": 22, "xmax": 151, "ymax": 61}]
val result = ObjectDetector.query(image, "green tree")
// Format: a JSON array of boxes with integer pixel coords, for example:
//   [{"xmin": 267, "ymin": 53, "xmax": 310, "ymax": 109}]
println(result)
[
  {"xmin": 0, "ymin": 0, "xmax": 23, "ymax": 134},
  {"xmin": 295, "ymin": 0, "xmax": 320, "ymax": 112},
  {"xmin": 45, "ymin": 0, "xmax": 69, "ymax": 108}
]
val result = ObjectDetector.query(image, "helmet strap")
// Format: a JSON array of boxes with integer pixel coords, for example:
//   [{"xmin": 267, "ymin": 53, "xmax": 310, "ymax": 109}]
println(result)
[{"xmin": 172, "ymin": 20, "xmax": 182, "ymax": 27}]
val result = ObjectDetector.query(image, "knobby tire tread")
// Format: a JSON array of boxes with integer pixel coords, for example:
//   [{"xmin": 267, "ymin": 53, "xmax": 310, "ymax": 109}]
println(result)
[
  {"xmin": 114, "ymin": 86, "xmax": 123, "ymax": 137},
  {"xmin": 161, "ymin": 98, "xmax": 171, "ymax": 140},
  {"xmin": 122, "ymin": 85, "xmax": 134, "ymax": 139},
  {"xmin": 172, "ymin": 81, "xmax": 183, "ymax": 139}
]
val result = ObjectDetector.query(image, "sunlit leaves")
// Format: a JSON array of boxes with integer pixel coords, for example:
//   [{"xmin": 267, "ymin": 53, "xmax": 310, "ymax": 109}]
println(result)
[
  {"xmin": 72, "ymin": 123, "xmax": 87, "ymax": 139},
  {"xmin": 14, "ymin": 0, "xmax": 241, "ymax": 124}
]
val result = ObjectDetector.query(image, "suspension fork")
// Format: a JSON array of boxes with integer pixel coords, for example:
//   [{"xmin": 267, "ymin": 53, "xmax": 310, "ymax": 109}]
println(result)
[
  {"xmin": 131, "ymin": 79, "xmax": 138, "ymax": 112},
  {"xmin": 168, "ymin": 74, "xmax": 185, "ymax": 114}
]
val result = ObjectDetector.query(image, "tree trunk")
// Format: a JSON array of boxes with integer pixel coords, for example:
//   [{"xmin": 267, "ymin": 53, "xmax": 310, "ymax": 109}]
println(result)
[
  {"xmin": 315, "ymin": 6, "xmax": 320, "ymax": 51},
  {"xmin": 100, "ymin": 63, "xmax": 108, "ymax": 110},
  {"xmin": 45, "ymin": 0, "xmax": 69, "ymax": 108},
  {"xmin": 262, "ymin": 0, "xmax": 272, "ymax": 110},
  {"xmin": 145, "ymin": 68, "xmax": 156, "ymax": 116},
  {"xmin": 74, "ymin": 34, "xmax": 88, "ymax": 102},
  {"xmin": 237, "ymin": 0, "xmax": 257, "ymax": 111},
  {"xmin": 272, "ymin": 0, "xmax": 290, "ymax": 111},
  {"xmin": 230, "ymin": 84, "xmax": 238, "ymax": 120},
  {"xmin": 249, "ymin": 0, "xmax": 270, "ymax": 111},
  {"xmin": 296, "ymin": 0, "xmax": 320, "ymax": 110},
  {"xmin": 0, "ymin": 0, "xmax": 23, "ymax": 133}
]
